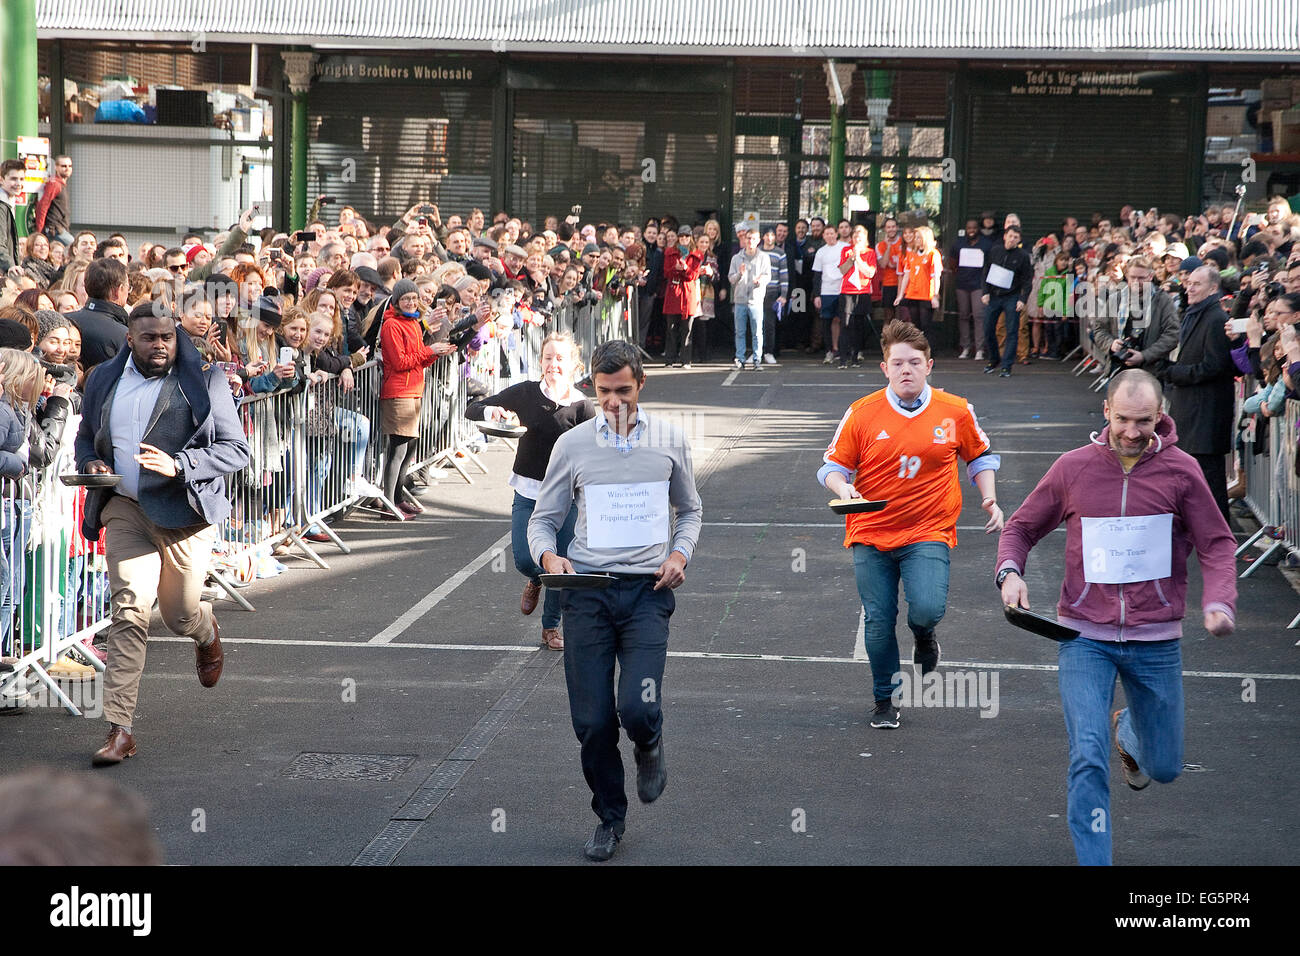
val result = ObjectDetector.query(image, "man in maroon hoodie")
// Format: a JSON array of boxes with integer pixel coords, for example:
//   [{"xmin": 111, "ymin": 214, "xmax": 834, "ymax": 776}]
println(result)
[{"xmin": 996, "ymin": 368, "xmax": 1236, "ymax": 865}]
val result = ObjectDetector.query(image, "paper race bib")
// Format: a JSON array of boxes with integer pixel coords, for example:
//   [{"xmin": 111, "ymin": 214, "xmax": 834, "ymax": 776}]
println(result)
[
  {"xmin": 586, "ymin": 481, "xmax": 671, "ymax": 549},
  {"xmin": 958, "ymin": 247, "xmax": 985, "ymax": 269},
  {"xmin": 986, "ymin": 263, "xmax": 1014, "ymax": 289},
  {"xmin": 1080, "ymin": 514, "xmax": 1173, "ymax": 584}
]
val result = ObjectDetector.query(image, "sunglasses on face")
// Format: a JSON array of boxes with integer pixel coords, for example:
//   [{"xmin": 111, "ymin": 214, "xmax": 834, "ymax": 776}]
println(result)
[{"xmin": 168, "ymin": 264, "xmax": 187, "ymax": 273}]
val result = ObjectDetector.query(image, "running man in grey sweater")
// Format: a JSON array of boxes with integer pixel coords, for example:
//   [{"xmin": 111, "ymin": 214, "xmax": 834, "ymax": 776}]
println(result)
[{"xmin": 528, "ymin": 340, "xmax": 702, "ymax": 861}]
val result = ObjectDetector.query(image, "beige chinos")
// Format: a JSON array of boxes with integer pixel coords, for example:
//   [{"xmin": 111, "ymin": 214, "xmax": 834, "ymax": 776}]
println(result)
[{"xmin": 101, "ymin": 495, "xmax": 217, "ymax": 727}]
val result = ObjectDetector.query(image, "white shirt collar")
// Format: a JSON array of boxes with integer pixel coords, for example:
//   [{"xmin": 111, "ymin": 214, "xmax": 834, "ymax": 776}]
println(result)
[
  {"xmin": 594, "ymin": 405, "xmax": 648, "ymax": 436},
  {"xmin": 123, "ymin": 353, "xmax": 172, "ymax": 383},
  {"xmin": 540, "ymin": 379, "xmax": 581, "ymax": 406},
  {"xmin": 886, "ymin": 383, "xmax": 931, "ymax": 415}
]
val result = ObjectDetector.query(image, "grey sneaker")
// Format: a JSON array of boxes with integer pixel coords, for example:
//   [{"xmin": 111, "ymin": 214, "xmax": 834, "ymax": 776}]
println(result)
[
  {"xmin": 870, "ymin": 699, "xmax": 901, "ymax": 729},
  {"xmin": 1113, "ymin": 710, "xmax": 1151, "ymax": 790}
]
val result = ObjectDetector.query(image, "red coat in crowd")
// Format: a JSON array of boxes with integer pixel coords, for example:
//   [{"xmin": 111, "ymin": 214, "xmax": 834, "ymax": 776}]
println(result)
[
  {"xmin": 379, "ymin": 305, "xmax": 437, "ymax": 399},
  {"xmin": 662, "ymin": 246, "xmax": 704, "ymax": 318}
]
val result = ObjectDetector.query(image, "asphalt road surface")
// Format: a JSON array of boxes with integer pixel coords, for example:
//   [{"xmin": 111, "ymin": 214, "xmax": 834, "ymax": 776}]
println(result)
[{"xmin": 4, "ymin": 353, "xmax": 1297, "ymax": 866}]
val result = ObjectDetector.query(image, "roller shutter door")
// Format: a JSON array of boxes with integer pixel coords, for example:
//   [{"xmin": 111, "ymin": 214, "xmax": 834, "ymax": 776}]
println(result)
[
  {"xmin": 512, "ymin": 90, "xmax": 721, "ymax": 226},
  {"xmin": 307, "ymin": 85, "xmax": 495, "ymax": 226},
  {"xmin": 965, "ymin": 80, "xmax": 1195, "ymax": 238}
]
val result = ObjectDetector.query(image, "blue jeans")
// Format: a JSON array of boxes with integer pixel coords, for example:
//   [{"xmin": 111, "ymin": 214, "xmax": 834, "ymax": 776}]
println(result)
[
  {"xmin": 511, "ymin": 492, "xmax": 577, "ymax": 629},
  {"xmin": 306, "ymin": 443, "xmax": 333, "ymax": 532},
  {"xmin": 336, "ymin": 407, "xmax": 372, "ymax": 479},
  {"xmin": 851, "ymin": 541, "xmax": 950, "ymax": 702},
  {"xmin": 1, "ymin": 499, "xmax": 34, "ymax": 651},
  {"xmin": 562, "ymin": 575, "xmax": 673, "ymax": 827},
  {"xmin": 1057, "ymin": 637, "xmax": 1184, "ymax": 866},
  {"xmin": 982, "ymin": 294, "xmax": 1020, "ymax": 370},
  {"xmin": 734, "ymin": 303, "xmax": 762, "ymax": 362}
]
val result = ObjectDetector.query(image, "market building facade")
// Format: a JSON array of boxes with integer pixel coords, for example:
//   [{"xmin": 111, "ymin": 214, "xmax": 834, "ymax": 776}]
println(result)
[{"xmin": 4, "ymin": 2, "xmax": 1296, "ymax": 246}]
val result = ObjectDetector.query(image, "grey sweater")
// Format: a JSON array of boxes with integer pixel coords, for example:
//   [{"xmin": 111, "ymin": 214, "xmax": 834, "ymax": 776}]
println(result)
[{"xmin": 528, "ymin": 414, "xmax": 703, "ymax": 573}]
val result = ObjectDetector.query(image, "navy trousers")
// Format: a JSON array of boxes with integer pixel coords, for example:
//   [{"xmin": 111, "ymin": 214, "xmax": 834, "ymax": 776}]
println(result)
[{"xmin": 562, "ymin": 575, "xmax": 674, "ymax": 827}]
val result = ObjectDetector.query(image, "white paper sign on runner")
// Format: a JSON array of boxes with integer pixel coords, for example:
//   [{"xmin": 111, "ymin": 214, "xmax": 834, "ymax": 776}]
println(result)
[
  {"xmin": 1080, "ymin": 514, "xmax": 1173, "ymax": 584},
  {"xmin": 586, "ymin": 481, "xmax": 671, "ymax": 549},
  {"xmin": 986, "ymin": 263, "xmax": 1014, "ymax": 289},
  {"xmin": 958, "ymin": 247, "xmax": 985, "ymax": 269}
]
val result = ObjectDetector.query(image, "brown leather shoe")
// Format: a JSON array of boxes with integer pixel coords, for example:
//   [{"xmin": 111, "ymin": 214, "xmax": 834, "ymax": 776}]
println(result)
[
  {"xmin": 521, "ymin": 579, "xmax": 541, "ymax": 616},
  {"xmin": 92, "ymin": 726, "xmax": 137, "ymax": 766},
  {"xmin": 541, "ymin": 628, "xmax": 564, "ymax": 650},
  {"xmin": 196, "ymin": 616, "xmax": 224, "ymax": 688}
]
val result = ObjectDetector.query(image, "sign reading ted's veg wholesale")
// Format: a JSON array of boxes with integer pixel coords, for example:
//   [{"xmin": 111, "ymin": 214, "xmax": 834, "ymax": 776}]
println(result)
[{"xmin": 1010, "ymin": 70, "xmax": 1156, "ymax": 97}]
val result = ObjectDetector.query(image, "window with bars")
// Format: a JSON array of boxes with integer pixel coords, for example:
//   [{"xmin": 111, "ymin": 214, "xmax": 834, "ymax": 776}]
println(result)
[
  {"xmin": 798, "ymin": 123, "xmax": 946, "ymax": 223},
  {"xmin": 733, "ymin": 133, "xmax": 789, "ymax": 223}
]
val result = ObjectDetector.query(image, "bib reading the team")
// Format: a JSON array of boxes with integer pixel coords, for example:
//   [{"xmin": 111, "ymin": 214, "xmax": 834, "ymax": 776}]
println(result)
[
  {"xmin": 1080, "ymin": 514, "xmax": 1173, "ymax": 584},
  {"xmin": 586, "ymin": 481, "xmax": 671, "ymax": 549}
]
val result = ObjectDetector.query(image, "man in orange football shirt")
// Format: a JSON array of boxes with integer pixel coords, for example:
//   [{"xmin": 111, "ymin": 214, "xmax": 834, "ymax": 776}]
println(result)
[{"xmin": 818, "ymin": 320, "xmax": 1004, "ymax": 728}]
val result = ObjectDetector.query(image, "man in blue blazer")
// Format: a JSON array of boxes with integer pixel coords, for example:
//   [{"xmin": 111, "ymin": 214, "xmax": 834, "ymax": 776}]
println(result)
[{"xmin": 76, "ymin": 306, "xmax": 250, "ymax": 766}]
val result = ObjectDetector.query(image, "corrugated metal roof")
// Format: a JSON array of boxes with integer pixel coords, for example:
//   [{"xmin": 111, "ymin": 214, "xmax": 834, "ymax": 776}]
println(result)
[{"xmin": 34, "ymin": 0, "xmax": 1300, "ymax": 59}]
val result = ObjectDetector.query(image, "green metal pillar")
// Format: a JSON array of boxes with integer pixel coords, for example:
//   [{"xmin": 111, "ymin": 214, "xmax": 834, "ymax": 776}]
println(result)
[
  {"xmin": 291, "ymin": 93, "xmax": 308, "ymax": 230},
  {"xmin": 281, "ymin": 50, "xmax": 316, "ymax": 232},
  {"xmin": 823, "ymin": 61, "xmax": 855, "ymax": 224},
  {"xmin": 868, "ymin": 71, "xmax": 892, "ymax": 214},
  {"xmin": 0, "ymin": 0, "xmax": 39, "ymax": 163},
  {"xmin": 828, "ymin": 103, "xmax": 846, "ymax": 224}
]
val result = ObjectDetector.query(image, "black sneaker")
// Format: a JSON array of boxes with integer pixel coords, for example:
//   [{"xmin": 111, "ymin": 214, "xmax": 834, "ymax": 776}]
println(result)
[
  {"xmin": 870, "ymin": 699, "xmax": 901, "ymax": 729},
  {"xmin": 998, "ymin": 368, "xmax": 1012, "ymax": 378},
  {"xmin": 583, "ymin": 822, "xmax": 624, "ymax": 861},
  {"xmin": 913, "ymin": 634, "xmax": 941, "ymax": 675},
  {"xmin": 983, "ymin": 363, "xmax": 999, "ymax": 374},
  {"xmin": 634, "ymin": 739, "xmax": 667, "ymax": 804}
]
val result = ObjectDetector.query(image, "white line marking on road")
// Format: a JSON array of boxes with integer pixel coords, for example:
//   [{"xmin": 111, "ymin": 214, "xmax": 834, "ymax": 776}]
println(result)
[
  {"xmin": 721, "ymin": 369, "xmax": 740, "ymax": 387},
  {"xmin": 369, "ymin": 532, "xmax": 511, "ymax": 644},
  {"xmin": 151, "ymin": 636, "xmax": 535, "ymax": 652},
  {"xmin": 144, "ymin": 636, "xmax": 1300, "ymax": 681},
  {"xmin": 852, "ymin": 607, "xmax": 867, "ymax": 660},
  {"xmin": 404, "ymin": 517, "xmax": 1061, "ymax": 532}
]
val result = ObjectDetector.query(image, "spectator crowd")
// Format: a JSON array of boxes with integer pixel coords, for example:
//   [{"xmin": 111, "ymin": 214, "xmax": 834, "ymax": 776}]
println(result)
[{"xmin": 2, "ymin": 147, "xmax": 1298, "ymax": 669}]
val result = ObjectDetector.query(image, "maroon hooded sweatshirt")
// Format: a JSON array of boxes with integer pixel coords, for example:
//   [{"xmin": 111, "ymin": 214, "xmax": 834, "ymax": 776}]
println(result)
[{"xmin": 997, "ymin": 413, "xmax": 1236, "ymax": 642}]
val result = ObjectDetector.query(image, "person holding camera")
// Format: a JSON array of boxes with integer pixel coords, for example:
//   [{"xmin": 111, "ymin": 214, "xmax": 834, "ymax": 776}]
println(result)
[{"xmin": 1090, "ymin": 256, "xmax": 1180, "ymax": 377}]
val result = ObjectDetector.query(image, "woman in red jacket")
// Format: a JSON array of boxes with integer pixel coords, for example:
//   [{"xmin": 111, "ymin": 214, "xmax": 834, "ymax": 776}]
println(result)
[
  {"xmin": 379, "ymin": 279, "xmax": 456, "ymax": 518},
  {"xmin": 661, "ymin": 226, "xmax": 705, "ymax": 367}
]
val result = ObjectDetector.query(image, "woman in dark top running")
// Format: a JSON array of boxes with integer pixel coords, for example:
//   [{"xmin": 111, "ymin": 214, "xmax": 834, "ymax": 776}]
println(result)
[{"xmin": 467, "ymin": 332, "xmax": 593, "ymax": 649}]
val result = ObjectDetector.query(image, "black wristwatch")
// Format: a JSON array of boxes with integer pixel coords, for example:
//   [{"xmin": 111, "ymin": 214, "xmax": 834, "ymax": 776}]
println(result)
[{"xmin": 995, "ymin": 568, "xmax": 1020, "ymax": 589}]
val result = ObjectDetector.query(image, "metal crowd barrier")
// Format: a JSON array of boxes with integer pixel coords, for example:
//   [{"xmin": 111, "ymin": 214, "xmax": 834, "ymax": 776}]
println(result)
[
  {"xmin": 1, "ymin": 426, "xmax": 110, "ymax": 716},
  {"xmin": 1232, "ymin": 379, "xmax": 1300, "ymax": 627}
]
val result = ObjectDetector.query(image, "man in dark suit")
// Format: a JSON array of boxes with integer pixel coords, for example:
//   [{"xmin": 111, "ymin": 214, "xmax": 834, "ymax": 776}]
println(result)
[
  {"xmin": 68, "ymin": 258, "xmax": 130, "ymax": 370},
  {"xmin": 1161, "ymin": 265, "xmax": 1235, "ymax": 521},
  {"xmin": 76, "ymin": 309, "xmax": 250, "ymax": 766}
]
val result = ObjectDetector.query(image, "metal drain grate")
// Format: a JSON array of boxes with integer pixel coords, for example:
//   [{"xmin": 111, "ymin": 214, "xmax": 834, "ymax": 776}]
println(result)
[{"xmin": 282, "ymin": 753, "xmax": 416, "ymax": 781}]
